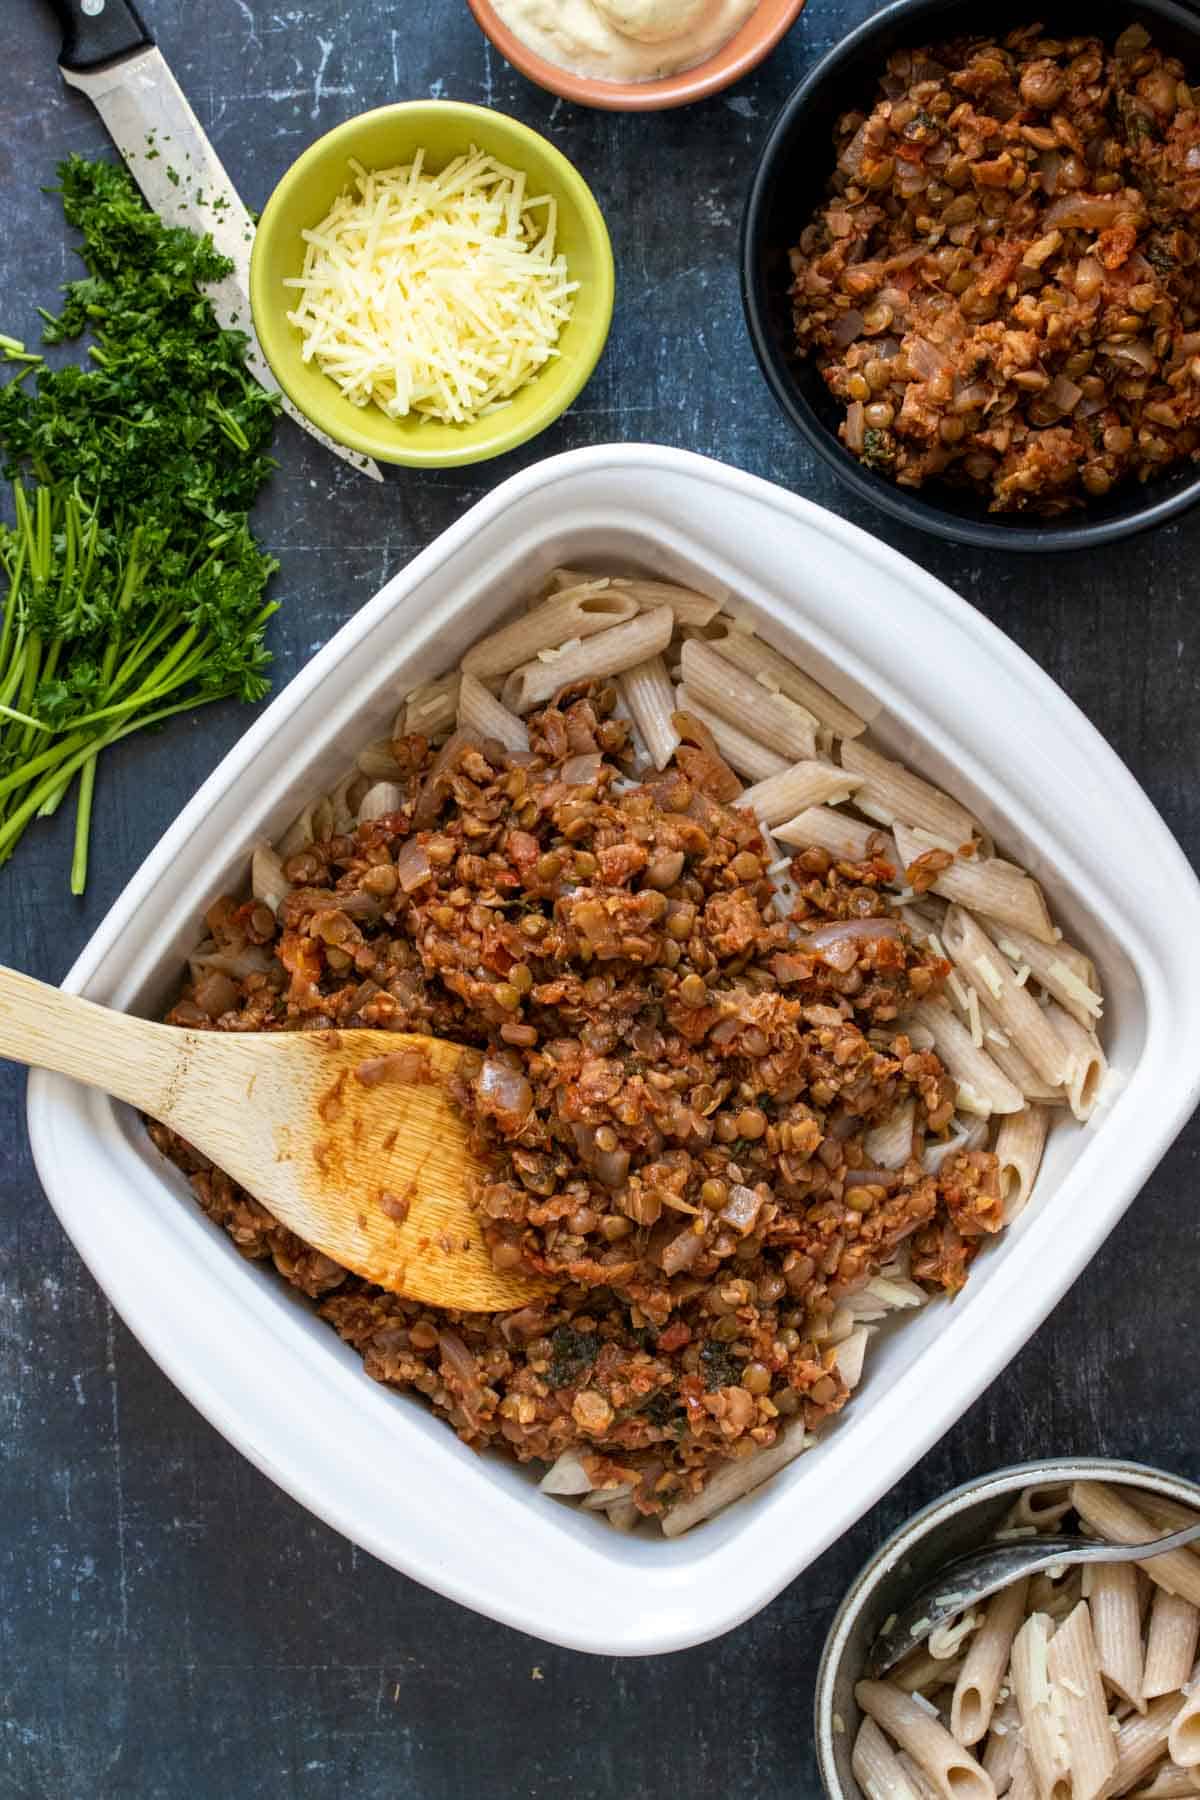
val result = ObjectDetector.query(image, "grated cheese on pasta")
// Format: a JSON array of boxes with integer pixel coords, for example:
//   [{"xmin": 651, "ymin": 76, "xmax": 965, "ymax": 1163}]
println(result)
[
  {"xmin": 284, "ymin": 149, "xmax": 578, "ymax": 424},
  {"xmin": 1048, "ymin": 958, "xmax": 1104, "ymax": 1018},
  {"xmin": 973, "ymin": 953, "xmax": 1005, "ymax": 999},
  {"xmin": 966, "ymin": 985, "xmax": 983, "ymax": 1048}
]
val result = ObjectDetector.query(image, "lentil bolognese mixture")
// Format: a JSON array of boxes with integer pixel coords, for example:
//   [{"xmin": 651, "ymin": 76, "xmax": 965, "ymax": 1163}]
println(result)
[
  {"xmin": 788, "ymin": 23, "xmax": 1200, "ymax": 513},
  {"xmin": 154, "ymin": 684, "xmax": 1005, "ymax": 1526}
]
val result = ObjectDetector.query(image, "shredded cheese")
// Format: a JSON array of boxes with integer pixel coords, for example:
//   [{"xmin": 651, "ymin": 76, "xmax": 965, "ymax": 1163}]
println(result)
[
  {"xmin": 966, "ymin": 985, "xmax": 983, "ymax": 1048},
  {"xmin": 1048, "ymin": 957, "xmax": 1104, "ymax": 1018},
  {"xmin": 284, "ymin": 149, "xmax": 579, "ymax": 425},
  {"xmin": 947, "ymin": 970, "xmax": 971, "ymax": 1011},
  {"xmin": 974, "ymin": 954, "xmax": 1005, "ymax": 999},
  {"xmin": 1013, "ymin": 963, "xmax": 1032, "ymax": 988}
]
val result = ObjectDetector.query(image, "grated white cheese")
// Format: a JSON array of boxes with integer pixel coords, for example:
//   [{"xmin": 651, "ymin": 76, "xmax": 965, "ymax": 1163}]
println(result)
[
  {"xmin": 1013, "ymin": 964, "xmax": 1032, "ymax": 987},
  {"xmin": 911, "ymin": 827, "xmax": 958, "ymax": 852},
  {"xmin": 985, "ymin": 1027, "xmax": 1011, "ymax": 1049},
  {"xmin": 974, "ymin": 954, "xmax": 1005, "ymax": 1000},
  {"xmin": 536, "ymin": 636, "xmax": 582, "ymax": 664},
  {"xmin": 966, "ymin": 985, "xmax": 983, "ymax": 1048},
  {"xmin": 1048, "ymin": 958, "xmax": 1104, "ymax": 1018},
  {"xmin": 284, "ymin": 148, "xmax": 578, "ymax": 425},
  {"xmin": 754, "ymin": 671, "xmax": 781, "ymax": 694},
  {"xmin": 947, "ymin": 970, "xmax": 971, "ymax": 1011}
]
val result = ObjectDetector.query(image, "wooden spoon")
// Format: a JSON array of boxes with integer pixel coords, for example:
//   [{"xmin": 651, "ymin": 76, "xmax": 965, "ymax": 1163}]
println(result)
[{"xmin": 1, "ymin": 965, "xmax": 549, "ymax": 1312}]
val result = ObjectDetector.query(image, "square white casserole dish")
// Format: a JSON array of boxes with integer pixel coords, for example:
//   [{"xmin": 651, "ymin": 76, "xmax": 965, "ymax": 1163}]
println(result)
[{"xmin": 26, "ymin": 444, "xmax": 1200, "ymax": 1656}]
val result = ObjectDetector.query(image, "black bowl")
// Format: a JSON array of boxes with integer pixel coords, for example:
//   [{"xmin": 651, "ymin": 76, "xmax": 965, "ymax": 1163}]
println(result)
[{"xmin": 740, "ymin": 0, "xmax": 1200, "ymax": 551}]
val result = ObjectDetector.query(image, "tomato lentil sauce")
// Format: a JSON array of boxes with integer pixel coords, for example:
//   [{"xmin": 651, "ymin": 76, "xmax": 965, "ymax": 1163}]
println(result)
[
  {"xmin": 788, "ymin": 23, "xmax": 1200, "ymax": 514},
  {"xmin": 154, "ymin": 693, "xmax": 1003, "ymax": 1522}
]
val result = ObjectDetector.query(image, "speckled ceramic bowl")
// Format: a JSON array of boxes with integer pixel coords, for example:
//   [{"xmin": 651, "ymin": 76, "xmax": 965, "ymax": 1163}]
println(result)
[
  {"xmin": 815, "ymin": 1457, "xmax": 1200, "ymax": 1800},
  {"xmin": 465, "ymin": 0, "xmax": 807, "ymax": 111}
]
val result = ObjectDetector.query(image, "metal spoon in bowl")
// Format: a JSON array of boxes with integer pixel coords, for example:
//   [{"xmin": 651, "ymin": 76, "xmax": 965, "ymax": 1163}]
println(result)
[{"xmin": 869, "ymin": 1520, "xmax": 1200, "ymax": 1676}]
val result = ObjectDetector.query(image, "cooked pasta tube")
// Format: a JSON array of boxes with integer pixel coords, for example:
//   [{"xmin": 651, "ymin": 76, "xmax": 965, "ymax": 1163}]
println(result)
[
  {"xmin": 904, "ymin": 997, "xmax": 1025, "ymax": 1117},
  {"xmin": 775, "ymin": 805, "xmax": 897, "ymax": 865},
  {"xmin": 1010, "ymin": 1612, "xmax": 1071, "ymax": 1800},
  {"xmin": 680, "ymin": 638, "xmax": 818, "ymax": 761},
  {"xmin": 854, "ymin": 1716, "xmax": 925, "ymax": 1800},
  {"xmin": 897, "ymin": 1750, "xmax": 945, "ymax": 1800},
  {"xmin": 659, "ymin": 1417, "xmax": 813, "ymax": 1537},
  {"xmin": 463, "ymin": 584, "xmax": 639, "ymax": 679},
  {"xmin": 700, "ymin": 616, "xmax": 869, "ymax": 737},
  {"xmin": 357, "ymin": 781, "xmax": 403, "ymax": 822},
  {"xmin": 1131, "ymin": 1498, "xmax": 1200, "ymax": 1539},
  {"xmin": 1085, "ymin": 1562, "xmax": 1146, "ymax": 1711},
  {"xmin": 980, "ymin": 1696, "xmax": 1023, "ymax": 1794},
  {"xmin": 839, "ymin": 740, "xmax": 981, "ymax": 846},
  {"xmin": 983, "ymin": 1032, "xmax": 1067, "ymax": 1106},
  {"xmin": 1045, "ymin": 1004, "xmax": 1108, "ymax": 1122},
  {"xmin": 401, "ymin": 671, "xmax": 459, "ymax": 739},
  {"xmin": 502, "ymin": 607, "xmax": 674, "ymax": 713},
  {"xmin": 1072, "ymin": 1486, "xmax": 1200, "ymax": 1610},
  {"xmin": 1128, "ymin": 1761, "xmax": 1200, "ymax": 1796},
  {"xmin": 993, "ymin": 1105, "xmax": 1050, "ymax": 1223},
  {"xmin": 984, "ymin": 923, "xmax": 1103, "ymax": 1030},
  {"xmin": 251, "ymin": 843, "xmax": 288, "ymax": 915},
  {"xmin": 1047, "ymin": 1599, "xmax": 1118, "ymax": 1800},
  {"xmin": 942, "ymin": 908, "xmax": 1070, "ymax": 1087},
  {"xmin": 611, "ymin": 577, "xmax": 723, "ymax": 627},
  {"xmin": 1113, "ymin": 1692, "xmax": 1192, "ymax": 1795},
  {"xmin": 894, "ymin": 1650, "xmax": 966, "ymax": 1694},
  {"xmin": 893, "ymin": 826, "xmax": 1055, "ymax": 943},
  {"xmin": 457, "ymin": 671, "xmax": 530, "ymax": 754},
  {"xmin": 674, "ymin": 687, "xmax": 789, "ymax": 782},
  {"xmin": 1143, "ymin": 1592, "xmax": 1200, "ymax": 1700},
  {"xmin": 1006, "ymin": 1748, "xmax": 1037, "ymax": 1800},
  {"xmin": 864, "ymin": 1099, "xmax": 917, "ymax": 1172},
  {"xmin": 855, "ymin": 1681, "xmax": 995, "ymax": 1800},
  {"xmin": 737, "ymin": 760, "xmax": 862, "ymax": 827},
  {"xmin": 1168, "ymin": 1686, "xmax": 1200, "ymax": 1766},
  {"xmin": 952, "ymin": 1578, "xmax": 1031, "ymax": 1746},
  {"xmin": 617, "ymin": 656, "xmax": 679, "ymax": 770},
  {"xmin": 1028, "ymin": 1568, "xmax": 1082, "ymax": 1625},
  {"xmin": 1006, "ymin": 1485, "xmax": 1074, "ymax": 1532}
]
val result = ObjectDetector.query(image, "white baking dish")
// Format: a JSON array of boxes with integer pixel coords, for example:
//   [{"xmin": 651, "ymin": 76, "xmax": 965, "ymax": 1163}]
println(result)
[{"xmin": 26, "ymin": 445, "xmax": 1200, "ymax": 1656}]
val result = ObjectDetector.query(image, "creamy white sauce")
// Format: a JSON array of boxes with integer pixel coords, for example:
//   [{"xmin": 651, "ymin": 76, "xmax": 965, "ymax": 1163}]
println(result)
[{"xmin": 493, "ymin": 0, "xmax": 761, "ymax": 82}]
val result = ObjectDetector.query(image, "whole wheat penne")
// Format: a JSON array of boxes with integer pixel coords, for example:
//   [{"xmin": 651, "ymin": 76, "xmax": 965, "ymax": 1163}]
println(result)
[
  {"xmin": 854, "ymin": 1716, "xmax": 925, "ymax": 1800},
  {"xmin": 1011, "ymin": 1612, "xmax": 1071, "ymax": 1800},
  {"xmin": 775, "ymin": 805, "xmax": 898, "ymax": 866},
  {"xmin": 942, "ymin": 908, "xmax": 1070, "ymax": 1087},
  {"xmin": 680, "ymin": 638, "xmax": 818, "ymax": 761},
  {"xmin": 456, "ymin": 671, "xmax": 530, "ymax": 754},
  {"xmin": 1144, "ymin": 1592, "xmax": 1200, "ymax": 1700},
  {"xmin": 1006, "ymin": 1748, "xmax": 1037, "ymax": 1800},
  {"xmin": 1072, "ymin": 1486, "xmax": 1200, "ymax": 1611},
  {"xmin": 1113, "ymin": 1693, "xmax": 1192, "ymax": 1795},
  {"xmin": 611, "ymin": 577, "xmax": 723, "ymax": 627},
  {"xmin": 1006, "ymin": 1486, "xmax": 1074, "ymax": 1533},
  {"xmin": 659, "ymin": 1416, "xmax": 813, "ymax": 1537},
  {"xmin": 1044, "ymin": 1004, "xmax": 1108, "ymax": 1122},
  {"xmin": 1128, "ymin": 1764, "xmax": 1200, "ymax": 1798},
  {"xmin": 895, "ymin": 1650, "xmax": 967, "ymax": 1695},
  {"xmin": 1084, "ymin": 1562, "xmax": 1146, "ymax": 1711},
  {"xmin": 984, "ymin": 923, "xmax": 1103, "ymax": 1030},
  {"xmin": 840, "ymin": 740, "xmax": 981, "ymax": 845},
  {"xmin": 1047, "ymin": 1599, "xmax": 1118, "ymax": 1800},
  {"xmin": 893, "ymin": 825, "xmax": 1056, "ymax": 944},
  {"xmin": 617, "ymin": 655, "xmax": 679, "ymax": 770},
  {"xmin": 865, "ymin": 1099, "xmax": 918, "ymax": 1172},
  {"xmin": 980, "ymin": 1696, "xmax": 1023, "ymax": 1794},
  {"xmin": 993, "ymin": 1105, "xmax": 1051, "ymax": 1223},
  {"xmin": 898, "ymin": 1751, "xmax": 946, "ymax": 1800},
  {"xmin": 983, "ymin": 1032, "xmax": 1067, "ymax": 1106},
  {"xmin": 401, "ymin": 672, "xmax": 459, "ymax": 740},
  {"xmin": 539, "ymin": 565, "xmax": 596, "ymax": 596},
  {"xmin": 904, "ymin": 996, "xmax": 1025, "ymax": 1117},
  {"xmin": 700, "ymin": 616, "xmax": 870, "ymax": 737},
  {"xmin": 1168, "ymin": 1687, "xmax": 1200, "ymax": 1767},
  {"xmin": 953, "ymin": 1578, "xmax": 1031, "ymax": 1746},
  {"xmin": 1131, "ymin": 1498, "xmax": 1200, "ymax": 1540},
  {"xmin": 674, "ymin": 687, "xmax": 789, "ymax": 782},
  {"xmin": 1029, "ymin": 1569, "xmax": 1083, "ymax": 1626},
  {"xmin": 856, "ymin": 1682, "xmax": 996, "ymax": 1800},
  {"xmin": 737, "ymin": 759, "xmax": 861, "ymax": 826},
  {"xmin": 464, "ymin": 585, "xmax": 639, "ymax": 679},
  {"xmin": 502, "ymin": 607, "xmax": 674, "ymax": 713}
]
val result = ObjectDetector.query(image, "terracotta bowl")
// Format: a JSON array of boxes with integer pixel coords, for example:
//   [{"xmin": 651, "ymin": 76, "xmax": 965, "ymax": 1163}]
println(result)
[{"xmin": 465, "ymin": 0, "xmax": 807, "ymax": 111}]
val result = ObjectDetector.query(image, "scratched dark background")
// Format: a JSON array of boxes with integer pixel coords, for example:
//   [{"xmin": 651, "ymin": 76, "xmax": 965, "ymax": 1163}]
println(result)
[{"xmin": 2, "ymin": 0, "xmax": 1198, "ymax": 1794}]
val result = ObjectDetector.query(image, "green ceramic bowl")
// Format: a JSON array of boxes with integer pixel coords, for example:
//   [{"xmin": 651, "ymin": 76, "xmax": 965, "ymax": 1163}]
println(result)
[{"xmin": 250, "ymin": 101, "xmax": 615, "ymax": 468}]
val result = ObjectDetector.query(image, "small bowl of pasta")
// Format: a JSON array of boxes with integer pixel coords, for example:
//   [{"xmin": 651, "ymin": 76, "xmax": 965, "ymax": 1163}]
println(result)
[{"xmin": 816, "ymin": 1459, "xmax": 1200, "ymax": 1800}]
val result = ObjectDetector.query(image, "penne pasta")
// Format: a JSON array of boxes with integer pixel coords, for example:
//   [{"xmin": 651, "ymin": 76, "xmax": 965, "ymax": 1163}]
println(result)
[
  {"xmin": 674, "ymin": 687, "xmax": 789, "ymax": 782},
  {"xmin": 775, "ymin": 805, "xmax": 897, "ymax": 865},
  {"xmin": 1127, "ymin": 1761, "xmax": 1200, "ymax": 1797},
  {"xmin": 1006, "ymin": 1485, "xmax": 1074, "ymax": 1533},
  {"xmin": 855, "ymin": 1681, "xmax": 996, "ymax": 1800},
  {"xmin": 659, "ymin": 1417, "xmax": 814, "ymax": 1537},
  {"xmin": 463, "ymin": 584, "xmax": 639, "ymax": 679},
  {"xmin": 1047, "ymin": 1599, "xmax": 1118, "ymax": 1800},
  {"xmin": 942, "ymin": 908, "xmax": 1070, "ymax": 1087},
  {"xmin": 1028, "ymin": 1569, "xmax": 1083, "ymax": 1626},
  {"xmin": 839, "ymin": 740, "xmax": 981, "ymax": 846},
  {"xmin": 854, "ymin": 1716, "xmax": 925, "ymax": 1800},
  {"xmin": 737, "ymin": 759, "xmax": 862, "ymax": 827},
  {"xmin": 680, "ymin": 638, "xmax": 819, "ymax": 761},
  {"xmin": 401, "ymin": 671, "xmax": 459, "ymax": 739},
  {"xmin": 904, "ymin": 996, "xmax": 1025, "ymax": 1117},
  {"xmin": 1072, "ymin": 1486, "xmax": 1200, "ymax": 1611},
  {"xmin": 1044, "ymin": 1003, "xmax": 1108, "ymax": 1123},
  {"xmin": 611, "ymin": 576, "xmax": 723, "ymax": 627},
  {"xmin": 1113, "ymin": 1692, "xmax": 1191, "ymax": 1796},
  {"xmin": 1010, "ymin": 1612, "xmax": 1071, "ymax": 1800},
  {"xmin": 894, "ymin": 1650, "xmax": 967, "ymax": 1694},
  {"xmin": 1085, "ymin": 1562, "xmax": 1146, "ymax": 1711},
  {"xmin": 617, "ymin": 655, "xmax": 679, "ymax": 770},
  {"xmin": 1168, "ymin": 1686, "xmax": 1200, "ymax": 1767},
  {"xmin": 456, "ymin": 671, "xmax": 530, "ymax": 754},
  {"xmin": 502, "ymin": 606, "xmax": 674, "ymax": 713},
  {"xmin": 982, "ymin": 1032, "xmax": 1067, "ymax": 1107},
  {"xmin": 1006, "ymin": 1749, "xmax": 1037, "ymax": 1800},
  {"xmin": 984, "ymin": 922, "xmax": 1103, "ymax": 1030},
  {"xmin": 865, "ymin": 1099, "xmax": 918, "ymax": 1172},
  {"xmin": 702, "ymin": 615, "xmax": 869, "ymax": 737},
  {"xmin": 1144, "ymin": 1592, "xmax": 1200, "ymax": 1700},
  {"xmin": 980, "ymin": 1696, "xmax": 1024, "ymax": 1795},
  {"xmin": 897, "ymin": 1751, "xmax": 946, "ymax": 1800},
  {"xmin": 892, "ymin": 825, "xmax": 1056, "ymax": 944},
  {"xmin": 993, "ymin": 1104, "xmax": 1051, "ymax": 1223},
  {"xmin": 953, "ymin": 1578, "xmax": 1031, "ymax": 1746},
  {"xmin": 1131, "ymin": 1499, "xmax": 1200, "ymax": 1540}
]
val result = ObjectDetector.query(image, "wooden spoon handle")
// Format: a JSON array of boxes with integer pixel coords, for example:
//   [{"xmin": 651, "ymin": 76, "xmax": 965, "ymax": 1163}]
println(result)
[{"xmin": 0, "ymin": 964, "xmax": 182, "ymax": 1114}]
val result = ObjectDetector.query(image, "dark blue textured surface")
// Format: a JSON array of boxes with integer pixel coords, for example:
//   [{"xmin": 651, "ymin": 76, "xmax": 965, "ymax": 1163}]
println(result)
[{"xmin": 2, "ymin": 4, "xmax": 1198, "ymax": 1794}]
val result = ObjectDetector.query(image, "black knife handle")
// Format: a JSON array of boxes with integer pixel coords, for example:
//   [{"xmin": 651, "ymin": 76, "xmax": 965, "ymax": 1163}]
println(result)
[{"xmin": 47, "ymin": 0, "xmax": 153, "ymax": 73}]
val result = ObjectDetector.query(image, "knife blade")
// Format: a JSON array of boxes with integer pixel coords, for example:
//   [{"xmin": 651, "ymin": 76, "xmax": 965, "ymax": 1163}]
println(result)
[{"xmin": 47, "ymin": 0, "xmax": 384, "ymax": 483}]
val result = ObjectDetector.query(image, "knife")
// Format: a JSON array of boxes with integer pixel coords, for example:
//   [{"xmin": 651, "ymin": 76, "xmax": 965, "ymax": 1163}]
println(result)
[{"xmin": 46, "ymin": 0, "xmax": 384, "ymax": 483}]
